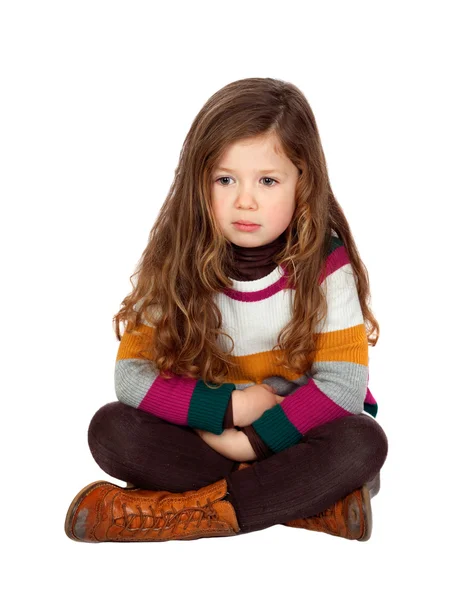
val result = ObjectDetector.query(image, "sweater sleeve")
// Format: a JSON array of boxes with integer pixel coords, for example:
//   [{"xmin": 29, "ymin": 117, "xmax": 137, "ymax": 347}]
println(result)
[
  {"xmin": 115, "ymin": 318, "xmax": 235, "ymax": 435},
  {"xmin": 249, "ymin": 243, "xmax": 378, "ymax": 454}
]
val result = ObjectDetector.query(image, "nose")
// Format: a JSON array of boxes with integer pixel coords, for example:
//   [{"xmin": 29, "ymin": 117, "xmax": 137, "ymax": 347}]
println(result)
[{"xmin": 235, "ymin": 188, "xmax": 257, "ymax": 210}]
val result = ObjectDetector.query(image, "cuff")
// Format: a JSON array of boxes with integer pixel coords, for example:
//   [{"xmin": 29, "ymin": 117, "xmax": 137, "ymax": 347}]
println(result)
[
  {"xmin": 188, "ymin": 381, "xmax": 236, "ymax": 434},
  {"xmin": 251, "ymin": 404, "xmax": 303, "ymax": 453}
]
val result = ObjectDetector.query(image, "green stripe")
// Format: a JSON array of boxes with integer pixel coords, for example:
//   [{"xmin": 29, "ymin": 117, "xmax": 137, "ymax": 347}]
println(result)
[
  {"xmin": 188, "ymin": 381, "xmax": 236, "ymax": 434},
  {"xmin": 327, "ymin": 234, "xmax": 344, "ymax": 257},
  {"xmin": 364, "ymin": 402, "xmax": 378, "ymax": 418},
  {"xmin": 251, "ymin": 404, "xmax": 302, "ymax": 453}
]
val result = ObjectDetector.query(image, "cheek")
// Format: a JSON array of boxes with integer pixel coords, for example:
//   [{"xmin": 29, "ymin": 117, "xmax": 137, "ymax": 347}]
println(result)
[
  {"xmin": 211, "ymin": 196, "xmax": 227, "ymax": 223},
  {"xmin": 211, "ymin": 198, "xmax": 222, "ymax": 217},
  {"xmin": 268, "ymin": 202, "xmax": 295, "ymax": 229},
  {"xmin": 270, "ymin": 195, "xmax": 295, "ymax": 217}
]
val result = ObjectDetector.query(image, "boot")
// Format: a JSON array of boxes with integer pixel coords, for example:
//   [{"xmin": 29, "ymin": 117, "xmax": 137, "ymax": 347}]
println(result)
[
  {"xmin": 236, "ymin": 461, "xmax": 255, "ymax": 471},
  {"xmin": 64, "ymin": 478, "xmax": 240, "ymax": 543},
  {"xmin": 235, "ymin": 461, "xmax": 372, "ymax": 541},
  {"xmin": 283, "ymin": 484, "xmax": 373, "ymax": 542}
]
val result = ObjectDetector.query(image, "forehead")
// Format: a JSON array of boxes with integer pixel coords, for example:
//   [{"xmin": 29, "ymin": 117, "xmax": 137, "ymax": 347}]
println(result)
[{"xmin": 216, "ymin": 134, "xmax": 289, "ymax": 169}]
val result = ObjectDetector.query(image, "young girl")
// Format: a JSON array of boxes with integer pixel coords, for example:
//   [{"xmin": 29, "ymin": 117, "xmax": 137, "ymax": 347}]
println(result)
[{"xmin": 64, "ymin": 77, "xmax": 388, "ymax": 543}]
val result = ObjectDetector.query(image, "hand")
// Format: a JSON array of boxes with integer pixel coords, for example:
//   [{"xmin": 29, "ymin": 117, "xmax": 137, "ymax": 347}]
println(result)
[
  {"xmin": 233, "ymin": 384, "xmax": 284, "ymax": 427},
  {"xmin": 194, "ymin": 428, "xmax": 249, "ymax": 461}
]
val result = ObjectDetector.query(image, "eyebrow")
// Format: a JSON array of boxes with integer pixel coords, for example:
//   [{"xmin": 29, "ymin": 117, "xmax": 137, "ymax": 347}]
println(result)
[{"xmin": 215, "ymin": 166, "xmax": 287, "ymax": 176}]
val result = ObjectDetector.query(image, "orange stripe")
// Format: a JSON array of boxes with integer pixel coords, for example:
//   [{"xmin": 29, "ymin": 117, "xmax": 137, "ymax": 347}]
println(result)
[
  {"xmin": 314, "ymin": 323, "xmax": 368, "ymax": 365},
  {"xmin": 116, "ymin": 323, "xmax": 155, "ymax": 361},
  {"xmin": 115, "ymin": 323, "xmax": 368, "ymax": 383},
  {"xmin": 223, "ymin": 323, "xmax": 368, "ymax": 384}
]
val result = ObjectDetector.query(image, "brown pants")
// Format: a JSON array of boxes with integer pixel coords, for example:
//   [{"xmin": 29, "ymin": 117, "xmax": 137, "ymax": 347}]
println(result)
[{"xmin": 88, "ymin": 402, "xmax": 389, "ymax": 534}]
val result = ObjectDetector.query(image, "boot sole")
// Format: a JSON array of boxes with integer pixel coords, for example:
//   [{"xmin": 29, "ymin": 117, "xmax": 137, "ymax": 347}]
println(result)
[
  {"xmin": 64, "ymin": 480, "xmax": 114, "ymax": 541},
  {"xmin": 357, "ymin": 483, "xmax": 373, "ymax": 542}
]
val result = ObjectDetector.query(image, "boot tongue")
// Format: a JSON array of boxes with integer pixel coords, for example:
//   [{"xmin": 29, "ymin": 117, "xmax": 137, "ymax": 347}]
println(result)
[{"xmin": 226, "ymin": 231, "xmax": 287, "ymax": 281}]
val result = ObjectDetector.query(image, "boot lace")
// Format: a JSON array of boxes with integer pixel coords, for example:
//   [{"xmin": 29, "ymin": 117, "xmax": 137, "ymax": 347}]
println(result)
[{"xmin": 114, "ymin": 497, "xmax": 219, "ymax": 537}]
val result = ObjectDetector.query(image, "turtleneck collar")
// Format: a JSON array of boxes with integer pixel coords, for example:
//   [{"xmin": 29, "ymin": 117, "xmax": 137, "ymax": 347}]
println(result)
[{"xmin": 225, "ymin": 230, "xmax": 287, "ymax": 281}]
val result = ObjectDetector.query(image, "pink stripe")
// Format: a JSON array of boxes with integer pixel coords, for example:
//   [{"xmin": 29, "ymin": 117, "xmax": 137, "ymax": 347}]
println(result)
[
  {"xmin": 281, "ymin": 378, "xmax": 352, "ymax": 433},
  {"xmin": 223, "ymin": 262, "xmax": 291, "ymax": 302},
  {"xmin": 139, "ymin": 376, "xmax": 197, "ymax": 425},
  {"xmin": 319, "ymin": 246, "xmax": 349, "ymax": 284},
  {"xmin": 365, "ymin": 387, "xmax": 377, "ymax": 406},
  {"xmin": 224, "ymin": 247, "xmax": 349, "ymax": 302}
]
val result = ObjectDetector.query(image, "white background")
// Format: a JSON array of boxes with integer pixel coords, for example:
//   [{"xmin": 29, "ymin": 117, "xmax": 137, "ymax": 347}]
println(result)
[{"xmin": 1, "ymin": 1, "xmax": 466, "ymax": 598}]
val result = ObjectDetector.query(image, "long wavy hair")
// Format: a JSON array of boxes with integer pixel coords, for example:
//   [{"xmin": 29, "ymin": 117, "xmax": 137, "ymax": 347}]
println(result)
[{"xmin": 112, "ymin": 77, "xmax": 379, "ymax": 387}]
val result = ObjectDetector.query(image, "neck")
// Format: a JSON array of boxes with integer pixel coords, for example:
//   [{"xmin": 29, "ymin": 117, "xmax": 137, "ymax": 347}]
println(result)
[{"xmin": 226, "ymin": 231, "xmax": 287, "ymax": 281}]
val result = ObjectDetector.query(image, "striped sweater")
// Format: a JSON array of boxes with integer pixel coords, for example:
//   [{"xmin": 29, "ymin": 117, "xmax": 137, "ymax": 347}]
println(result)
[{"xmin": 115, "ymin": 234, "xmax": 378, "ymax": 454}]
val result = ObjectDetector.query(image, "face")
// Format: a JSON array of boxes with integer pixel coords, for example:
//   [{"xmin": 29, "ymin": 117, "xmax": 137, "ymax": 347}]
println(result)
[{"xmin": 211, "ymin": 133, "xmax": 300, "ymax": 247}]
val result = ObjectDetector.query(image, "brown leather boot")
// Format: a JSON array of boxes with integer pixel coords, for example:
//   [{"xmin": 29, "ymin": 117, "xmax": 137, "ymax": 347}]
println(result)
[
  {"xmin": 64, "ymin": 478, "xmax": 240, "ymax": 543},
  {"xmin": 236, "ymin": 461, "xmax": 256, "ymax": 471},
  {"xmin": 234, "ymin": 461, "xmax": 372, "ymax": 541},
  {"xmin": 283, "ymin": 484, "xmax": 373, "ymax": 542}
]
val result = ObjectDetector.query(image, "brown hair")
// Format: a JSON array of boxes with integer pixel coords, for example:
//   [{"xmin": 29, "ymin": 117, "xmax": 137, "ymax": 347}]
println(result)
[{"xmin": 112, "ymin": 77, "xmax": 379, "ymax": 387}]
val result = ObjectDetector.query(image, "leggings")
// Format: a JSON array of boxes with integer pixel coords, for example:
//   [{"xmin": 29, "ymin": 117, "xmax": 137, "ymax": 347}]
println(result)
[{"xmin": 88, "ymin": 402, "xmax": 389, "ymax": 535}]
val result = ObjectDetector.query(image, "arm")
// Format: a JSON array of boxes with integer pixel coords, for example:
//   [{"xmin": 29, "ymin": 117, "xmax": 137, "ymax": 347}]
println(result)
[
  {"xmin": 194, "ymin": 427, "xmax": 258, "ymax": 462},
  {"xmin": 223, "ymin": 390, "xmax": 275, "ymax": 460},
  {"xmin": 191, "ymin": 392, "xmax": 272, "ymax": 461},
  {"xmin": 247, "ymin": 244, "xmax": 378, "ymax": 454},
  {"xmin": 115, "ymin": 317, "xmax": 235, "ymax": 435}
]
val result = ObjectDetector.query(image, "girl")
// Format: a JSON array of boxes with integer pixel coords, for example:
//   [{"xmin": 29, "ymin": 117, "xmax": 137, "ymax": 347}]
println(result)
[{"xmin": 64, "ymin": 77, "xmax": 388, "ymax": 543}]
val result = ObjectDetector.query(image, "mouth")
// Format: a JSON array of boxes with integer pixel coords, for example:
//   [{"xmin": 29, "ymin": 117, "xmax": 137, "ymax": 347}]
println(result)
[{"xmin": 233, "ymin": 221, "xmax": 260, "ymax": 226}]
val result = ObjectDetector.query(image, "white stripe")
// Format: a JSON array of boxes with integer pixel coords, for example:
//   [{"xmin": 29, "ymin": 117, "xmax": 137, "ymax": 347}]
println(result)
[{"xmin": 214, "ymin": 263, "xmax": 363, "ymax": 356}]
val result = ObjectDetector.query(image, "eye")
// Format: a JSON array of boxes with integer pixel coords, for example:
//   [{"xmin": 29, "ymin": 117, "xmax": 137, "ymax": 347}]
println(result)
[
  {"xmin": 261, "ymin": 177, "xmax": 278, "ymax": 187},
  {"xmin": 216, "ymin": 176, "xmax": 233, "ymax": 186},
  {"xmin": 214, "ymin": 176, "xmax": 278, "ymax": 187}
]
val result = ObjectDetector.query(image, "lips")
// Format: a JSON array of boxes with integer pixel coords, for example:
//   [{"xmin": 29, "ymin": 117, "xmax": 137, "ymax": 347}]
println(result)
[{"xmin": 234, "ymin": 221, "xmax": 259, "ymax": 225}]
